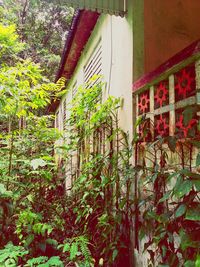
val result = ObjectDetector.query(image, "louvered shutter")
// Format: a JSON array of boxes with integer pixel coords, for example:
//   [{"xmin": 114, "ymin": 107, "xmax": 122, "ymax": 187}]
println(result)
[
  {"xmin": 84, "ymin": 41, "xmax": 102, "ymax": 88},
  {"xmin": 63, "ymin": 98, "xmax": 67, "ymax": 131},
  {"xmin": 55, "ymin": 111, "xmax": 59, "ymax": 129},
  {"xmin": 72, "ymin": 81, "xmax": 78, "ymax": 97}
]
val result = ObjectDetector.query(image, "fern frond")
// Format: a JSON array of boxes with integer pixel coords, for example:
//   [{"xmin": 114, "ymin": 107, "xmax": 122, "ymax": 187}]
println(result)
[
  {"xmin": 25, "ymin": 256, "xmax": 48, "ymax": 266},
  {"xmin": 70, "ymin": 242, "xmax": 78, "ymax": 261}
]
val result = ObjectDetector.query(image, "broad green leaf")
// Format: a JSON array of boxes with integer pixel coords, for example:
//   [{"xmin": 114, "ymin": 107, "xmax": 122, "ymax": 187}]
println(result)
[
  {"xmin": 193, "ymin": 180, "xmax": 200, "ymax": 191},
  {"xmin": 175, "ymin": 204, "xmax": 186, "ymax": 218},
  {"xmin": 186, "ymin": 206, "xmax": 200, "ymax": 221},
  {"xmin": 174, "ymin": 180, "xmax": 193, "ymax": 198}
]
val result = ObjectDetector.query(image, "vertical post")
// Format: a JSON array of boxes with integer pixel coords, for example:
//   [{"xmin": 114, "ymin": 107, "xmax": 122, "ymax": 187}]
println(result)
[
  {"xmin": 132, "ymin": 0, "xmax": 144, "ymax": 81},
  {"xmin": 169, "ymin": 75, "xmax": 175, "ymax": 136},
  {"xmin": 149, "ymin": 86, "xmax": 154, "ymax": 139}
]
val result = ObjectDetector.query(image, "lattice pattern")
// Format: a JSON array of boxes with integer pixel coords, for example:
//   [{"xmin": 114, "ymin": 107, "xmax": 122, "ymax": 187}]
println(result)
[
  {"xmin": 138, "ymin": 90, "xmax": 150, "ymax": 115},
  {"xmin": 174, "ymin": 64, "xmax": 196, "ymax": 102},
  {"xmin": 136, "ymin": 62, "xmax": 198, "ymax": 141},
  {"xmin": 154, "ymin": 112, "xmax": 169, "ymax": 138},
  {"xmin": 175, "ymin": 109, "xmax": 197, "ymax": 138},
  {"xmin": 139, "ymin": 118, "xmax": 151, "ymax": 142},
  {"xmin": 154, "ymin": 80, "xmax": 169, "ymax": 109}
]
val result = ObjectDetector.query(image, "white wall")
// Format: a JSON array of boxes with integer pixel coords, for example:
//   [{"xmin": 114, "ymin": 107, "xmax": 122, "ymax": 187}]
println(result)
[
  {"xmin": 56, "ymin": 14, "xmax": 133, "ymax": 190},
  {"xmin": 57, "ymin": 14, "xmax": 133, "ymax": 135}
]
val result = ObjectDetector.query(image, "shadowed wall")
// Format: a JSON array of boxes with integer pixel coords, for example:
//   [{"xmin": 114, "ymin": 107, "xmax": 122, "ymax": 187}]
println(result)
[{"xmin": 144, "ymin": 0, "xmax": 200, "ymax": 74}]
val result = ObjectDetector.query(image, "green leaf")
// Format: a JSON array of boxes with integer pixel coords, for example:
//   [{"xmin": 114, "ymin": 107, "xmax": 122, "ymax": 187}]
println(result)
[
  {"xmin": 43, "ymin": 256, "xmax": 63, "ymax": 267},
  {"xmin": 112, "ymin": 249, "xmax": 118, "ymax": 262},
  {"xmin": 180, "ymin": 169, "xmax": 200, "ymax": 179},
  {"xmin": 46, "ymin": 239, "xmax": 58, "ymax": 247},
  {"xmin": 63, "ymin": 243, "xmax": 70, "ymax": 253},
  {"xmin": 175, "ymin": 204, "xmax": 186, "ymax": 218},
  {"xmin": 195, "ymin": 255, "xmax": 200, "ymax": 267},
  {"xmin": 0, "ymin": 183, "xmax": 6, "ymax": 194},
  {"xmin": 70, "ymin": 242, "xmax": 78, "ymax": 260},
  {"xmin": 193, "ymin": 180, "xmax": 200, "ymax": 191},
  {"xmin": 158, "ymin": 191, "xmax": 171, "ymax": 203},
  {"xmin": 196, "ymin": 153, "xmax": 200, "ymax": 166},
  {"xmin": 174, "ymin": 180, "xmax": 193, "ymax": 198},
  {"xmin": 186, "ymin": 206, "xmax": 200, "ymax": 221},
  {"xmin": 25, "ymin": 256, "xmax": 48, "ymax": 266},
  {"xmin": 184, "ymin": 260, "xmax": 195, "ymax": 267},
  {"xmin": 119, "ymin": 198, "xmax": 127, "ymax": 209},
  {"xmin": 25, "ymin": 234, "xmax": 34, "ymax": 247},
  {"xmin": 30, "ymin": 158, "xmax": 47, "ymax": 170}
]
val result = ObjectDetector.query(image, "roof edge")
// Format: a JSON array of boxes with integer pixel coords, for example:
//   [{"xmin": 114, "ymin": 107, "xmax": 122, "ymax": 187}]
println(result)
[{"xmin": 55, "ymin": 9, "xmax": 82, "ymax": 82}]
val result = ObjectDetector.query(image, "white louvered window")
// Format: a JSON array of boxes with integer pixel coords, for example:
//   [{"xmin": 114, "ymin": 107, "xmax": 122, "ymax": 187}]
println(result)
[
  {"xmin": 55, "ymin": 111, "xmax": 59, "ymax": 129},
  {"xmin": 72, "ymin": 81, "xmax": 78, "ymax": 98},
  {"xmin": 84, "ymin": 40, "xmax": 102, "ymax": 88},
  {"xmin": 63, "ymin": 98, "xmax": 67, "ymax": 131}
]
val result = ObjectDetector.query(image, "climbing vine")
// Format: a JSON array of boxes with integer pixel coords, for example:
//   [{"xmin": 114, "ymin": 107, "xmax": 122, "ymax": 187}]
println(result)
[{"xmin": 136, "ymin": 107, "xmax": 200, "ymax": 267}]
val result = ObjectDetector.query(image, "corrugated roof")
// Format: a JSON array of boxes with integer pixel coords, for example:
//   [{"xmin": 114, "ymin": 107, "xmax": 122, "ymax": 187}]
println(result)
[{"xmin": 64, "ymin": 0, "xmax": 127, "ymax": 16}]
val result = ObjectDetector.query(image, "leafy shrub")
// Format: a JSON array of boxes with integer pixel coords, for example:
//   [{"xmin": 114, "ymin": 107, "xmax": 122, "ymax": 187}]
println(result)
[{"xmin": 0, "ymin": 243, "xmax": 28, "ymax": 266}]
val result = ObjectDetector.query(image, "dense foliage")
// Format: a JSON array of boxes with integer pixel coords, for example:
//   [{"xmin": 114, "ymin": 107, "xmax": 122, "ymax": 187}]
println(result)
[
  {"xmin": 136, "ymin": 110, "xmax": 200, "ymax": 267},
  {"xmin": 58, "ymin": 81, "xmax": 134, "ymax": 266},
  {"xmin": 0, "ymin": 2, "xmax": 199, "ymax": 267},
  {"xmin": 0, "ymin": 0, "xmax": 73, "ymax": 79}
]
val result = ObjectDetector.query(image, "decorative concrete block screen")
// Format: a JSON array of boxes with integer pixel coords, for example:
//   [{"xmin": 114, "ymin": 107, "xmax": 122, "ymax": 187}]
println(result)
[{"xmin": 133, "ymin": 41, "xmax": 200, "ymax": 142}]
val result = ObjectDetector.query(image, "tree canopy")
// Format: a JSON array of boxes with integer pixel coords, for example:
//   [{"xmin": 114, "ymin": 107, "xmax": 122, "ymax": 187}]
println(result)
[{"xmin": 0, "ymin": 0, "xmax": 73, "ymax": 79}]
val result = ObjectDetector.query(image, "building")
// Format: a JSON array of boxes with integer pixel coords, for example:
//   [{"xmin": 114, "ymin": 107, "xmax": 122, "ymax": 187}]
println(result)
[{"xmin": 49, "ymin": 1, "xmax": 200, "ymax": 266}]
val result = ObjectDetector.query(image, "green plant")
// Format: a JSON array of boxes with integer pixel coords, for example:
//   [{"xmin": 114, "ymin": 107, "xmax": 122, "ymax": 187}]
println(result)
[
  {"xmin": 25, "ymin": 256, "xmax": 63, "ymax": 267},
  {"xmin": 56, "ymin": 81, "xmax": 134, "ymax": 266},
  {"xmin": 0, "ymin": 243, "xmax": 28, "ymax": 266},
  {"xmin": 136, "ymin": 110, "xmax": 200, "ymax": 266},
  {"xmin": 58, "ymin": 236, "xmax": 92, "ymax": 266}
]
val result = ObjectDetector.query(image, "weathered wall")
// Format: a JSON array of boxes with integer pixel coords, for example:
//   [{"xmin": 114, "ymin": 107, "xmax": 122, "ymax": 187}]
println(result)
[
  {"xmin": 55, "ymin": 14, "xmax": 133, "ymax": 190},
  {"xmin": 144, "ymin": 0, "xmax": 200, "ymax": 74},
  {"xmin": 64, "ymin": 14, "xmax": 133, "ymax": 134}
]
